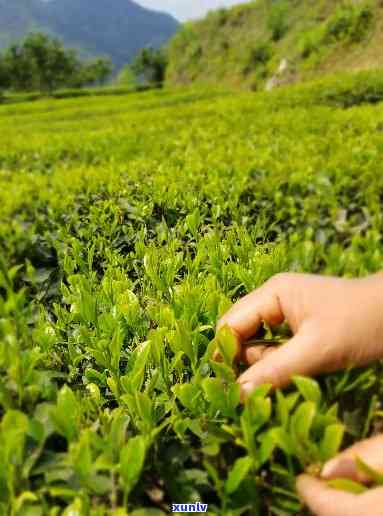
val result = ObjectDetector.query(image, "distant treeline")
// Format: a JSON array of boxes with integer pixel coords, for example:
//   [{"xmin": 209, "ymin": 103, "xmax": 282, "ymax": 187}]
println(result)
[
  {"xmin": 0, "ymin": 33, "xmax": 113, "ymax": 93},
  {"xmin": 0, "ymin": 33, "xmax": 169, "ymax": 96}
]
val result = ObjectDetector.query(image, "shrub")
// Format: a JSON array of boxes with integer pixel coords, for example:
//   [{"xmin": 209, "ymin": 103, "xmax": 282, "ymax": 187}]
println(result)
[
  {"xmin": 268, "ymin": 1, "xmax": 290, "ymax": 41},
  {"xmin": 252, "ymin": 41, "xmax": 273, "ymax": 65},
  {"xmin": 215, "ymin": 8, "xmax": 229, "ymax": 26},
  {"xmin": 242, "ymin": 41, "xmax": 272, "ymax": 76},
  {"xmin": 323, "ymin": 3, "xmax": 374, "ymax": 44},
  {"xmin": 131, "ymin": 47, "xmax": 168, "ymax": 85},
  {"xmin": 269, "ymin": 69, "xmax": 383, "ymax": 108},
  {"xmin": 348, "ymin": 4, "xmax": 375, "ymax": 42},
  {"xmin": 299, "ymin": 28, "xmax": 323, "ymax": 58},
  {"xmin": 299, "ymin": 3, "xmax": 374, "ymax": 60},
  {"xmin": 116, "ymin": 65, "xmax": 138, "ymax": 88}
]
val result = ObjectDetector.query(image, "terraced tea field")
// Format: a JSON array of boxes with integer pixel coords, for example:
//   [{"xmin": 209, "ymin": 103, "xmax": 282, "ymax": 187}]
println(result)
[{"xmin": 1, "ymin": 76, "xmax": 383, "ymax": 515}]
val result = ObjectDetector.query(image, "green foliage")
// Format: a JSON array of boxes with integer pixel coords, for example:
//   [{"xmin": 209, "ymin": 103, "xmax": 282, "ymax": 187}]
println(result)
[
  {"xmin": 0, "ymin": 33, "xmax": 113, "ymax": 93},
  {"xmin": 131, "ymin": 48, "xmax": 167, "ymax": 86},
  {"xmin": 300, "ymin": 2, "xmax": 374, "ymax": 59},
  {"xmin": 320, "ymin": 424, "xmax": 345, "ymax": 462},
  {"xmin": 242, "ymin": 41, "xmax": 273, "ymax": 79},
  {"xmin": 0, "ymin": 73, "xmax": 382, "ymax": 513},
  {"xmin": 270, "ymin": 69, "xmax": 383, "ymax": 108},
  {"xmin": 324, "ymin": 3, "xmax": 374, "ymax": 44},
  {"xmin": 250, "ymin": 41, "xmax": 273, "ymax": 67},
  {"xmin": 116, "ymin": 65, "xmax": 138, "ymax": 88},
  {"xmin": 224, "ymin": 456, "xmax": 253, "ymax": 495},
  {"xmin": 166, "ymin": 0, "xmax": 381, "ymax": 90},
  {"xmin": 354, "ymin": 456, "xmax": 383, "ymax": 485},
  {"xmin": 327, "ymin": 478, "xmax": 368, "ymax": 494},
  {"xmin": 73, "ymin": 57, "xmax": 114, "ymax": 88},
  {"xmin": 293, "ymin": 376, "xmax": 322, "ymax": 405},
  {"xmin": 120, "ymin": 436, "xmax": 147, "ymax": 500},
  {"xmin": 267, "ymin": 0, "xmax": 290, "ymax": 41}
]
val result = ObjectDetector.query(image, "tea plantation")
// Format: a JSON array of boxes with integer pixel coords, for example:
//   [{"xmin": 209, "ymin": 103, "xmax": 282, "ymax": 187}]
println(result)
[{"xmin": 1, "ymin": 71, "xmax": 383, "ymax": 515}]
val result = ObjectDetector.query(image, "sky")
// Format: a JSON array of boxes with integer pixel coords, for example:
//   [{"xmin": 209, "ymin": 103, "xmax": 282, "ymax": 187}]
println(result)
[{"xmin": 136, "ymin": 0, "xmax": 246, "ymax": 22}]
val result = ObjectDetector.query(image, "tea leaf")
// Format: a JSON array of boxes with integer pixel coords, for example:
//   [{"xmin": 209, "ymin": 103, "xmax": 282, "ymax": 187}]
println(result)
[
  {"xmin": 215, "ymin": 325, "xmax": 238, "ymax": 366},
  {"xmin": 355, "ymin": 456, "xmax": 383, "ymax": 485},
  {"xmin": 327, "ymin": 478, "xmax": 368, "ymax": 494},
  {"xmin": 202, "ymin": 377, "xmax": 227, "ymax": 415},
  {"xmin": 293, "ymin": 376, "xmax": 322, "ymax": 405},
  {"xmin": 291, "ymin": 401, "xmax": 316, "ymax": 442},
  {"xmin": 174, "ymin": 383, "xmax": 202, "ymax": 413},
  {"xmin": 1, "ymin": 410, "xmax": 29, "ymax": 466},
  {"xmin": 320, "ymin": 424, "xmax": 344, "ymax": 462},
  {"xmin": 225, "ymin": 456, "xmax": 253, "ymax": 494},
  {"xmin": 50, "ymin": 386, "xmax": 80, "ymax": 442},
  {"xmin": 120, "ymin": 436, "xmax": 147, "ymax": 493}
]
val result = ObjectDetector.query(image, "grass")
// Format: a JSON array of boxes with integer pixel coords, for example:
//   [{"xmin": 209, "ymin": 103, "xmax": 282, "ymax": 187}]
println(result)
[{"xmin": 1, "ymin": 71, "xmax": 383, "ymax": 515}]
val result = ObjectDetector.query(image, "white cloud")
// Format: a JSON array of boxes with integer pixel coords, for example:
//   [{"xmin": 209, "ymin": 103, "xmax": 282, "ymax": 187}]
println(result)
[{"xmin": 135, "ymin": 0, "xmax": 246, "ymax": 21}]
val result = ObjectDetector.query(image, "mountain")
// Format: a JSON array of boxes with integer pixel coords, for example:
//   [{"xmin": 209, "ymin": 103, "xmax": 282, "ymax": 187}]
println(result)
[
  {"xmin": 0, "ymin": 0, "xmax": 179, "ymax": 69},
  {"xmin": 166, "ymin": 0, "xmax": 383, "ymax": 89}
]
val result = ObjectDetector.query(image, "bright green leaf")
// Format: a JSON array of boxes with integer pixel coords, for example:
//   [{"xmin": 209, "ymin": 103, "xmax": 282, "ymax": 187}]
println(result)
[
  {"xmin": 320, "ymin": 424, "xmax": 344, "ymax": 462},
  {"xmin": 225, "ymin": 456, "xmax": 253, "ymax": 494},
  {"xmin": 327, "ymin": 478, "xmax": 368, "ymax": 494},
  {"xmin": 120, "ymin": 435, "xmax": 147, "ymax": 494},
  {"xmin": 293, "ymin": 376, "xmax": 322, "ymax": 405}
]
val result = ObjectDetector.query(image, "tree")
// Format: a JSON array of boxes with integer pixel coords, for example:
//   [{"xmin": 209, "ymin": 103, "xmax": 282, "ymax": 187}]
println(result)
[
  {"xmin": 2, "ymin": 43, "xmax": 38, "ymax": 91},
  {"xmin": 94, "ymin": 58, "xmax": 113, "ymax": 85},
  {"xmin": 0, "ymin": 56, "xmax": 10, "ymax": 91},
  {"xmin": 116, "ymin": 65, "xmax": 137, "ymax": 88},
  {"xmin": 69, "ymin": 57, "xmax": 113, "ymax": 88},
  {"xmin": 83, "ymin": 58, "xmax": 113, "ymax": 86},
  {"xmin": 22, "ymin": 33, "xmax": 80, "ymax": 92},
  {"xmin": 0, "ymin": 33, "xmax": 113, "ymax": 93},
  {"xmin": 131, "ymin": 47, "xmax": 167, "ymax": 85},
  {"xmin": 0, "ymin": 33, "xmax": 78, "ymax": 92}
]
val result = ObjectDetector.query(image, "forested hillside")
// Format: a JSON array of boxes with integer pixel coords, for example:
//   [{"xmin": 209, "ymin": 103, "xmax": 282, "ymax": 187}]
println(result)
[
  {"xmin": 0, "ymin": 0, "xmax": 179, "ymax": 68},
  {"xmin": 166, "ymin": 0, "xmax": 383, "ymax": 89}
]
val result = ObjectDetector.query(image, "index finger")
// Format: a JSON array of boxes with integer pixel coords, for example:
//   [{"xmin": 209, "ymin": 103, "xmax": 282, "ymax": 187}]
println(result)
[{"xmin": 217, "ymin": 279, "xmax": 285, "ymax": 343}]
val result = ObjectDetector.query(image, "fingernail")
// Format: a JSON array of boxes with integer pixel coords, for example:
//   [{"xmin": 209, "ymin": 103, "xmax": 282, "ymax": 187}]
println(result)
[
  {"xmin": 240, "ymin": 382, "xmax": 254, "ymax": 398},
  {"xmin": 321, "ymin": 458, "xmax": 338, "ymax": 479}
]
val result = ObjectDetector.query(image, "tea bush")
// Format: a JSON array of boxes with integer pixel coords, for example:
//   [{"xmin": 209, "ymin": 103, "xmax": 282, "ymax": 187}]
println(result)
[
  {"xmin": 269, "ymin": 69, "xmax": 383, "ymax": 108},
  {"xmin": 1, "ymin": 75, "xmax": 383, "ymax": 515}
]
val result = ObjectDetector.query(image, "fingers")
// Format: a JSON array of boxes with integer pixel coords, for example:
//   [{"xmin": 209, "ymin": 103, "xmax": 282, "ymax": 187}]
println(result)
[
  {"xmin": 296, "ymin": 474, "xmax": 359, "ymax": 516},
  {"xmin": 217, "ymin": 278, "xmax": 286, "ymax": 343},
  {"xmin": 359, "ymin": 487, "xmax": 383, "ymax": 513},
  {"xmin": 241, "ymin": 345, "xmax": 277, "ymax": 366},
  {"xmin": 297, "ymin": 475, "xmax": 383, "ymax": 516},
  {"xmin": 322, "ymin": 435, "xmax": 383, "ymax": 483},
  {"xmin": 238, "ymin": 329, "xmax": 323, "ymax": 396}
]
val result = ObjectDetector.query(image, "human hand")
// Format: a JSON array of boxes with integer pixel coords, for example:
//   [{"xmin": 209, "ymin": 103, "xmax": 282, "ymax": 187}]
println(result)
[
  {"xmin": 297, "ymin": 434, "xmax": 383, "ymax": 516},
  {"xmin": 217, "ymin": 272, "xmax": 383, "ymax": 398}
]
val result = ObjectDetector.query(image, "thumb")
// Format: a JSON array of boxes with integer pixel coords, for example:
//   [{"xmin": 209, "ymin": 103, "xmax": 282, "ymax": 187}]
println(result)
[
  {"xmin": 321, "ymin": 435, "xmax": 383, "ymax": 484},
  {"xmin": 238, "ymin": 326, "xmax": 324, "ymax": 397},
  {"xmin": 296, "ymin": 474, "xmax": 360, "ymax": 516}
]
